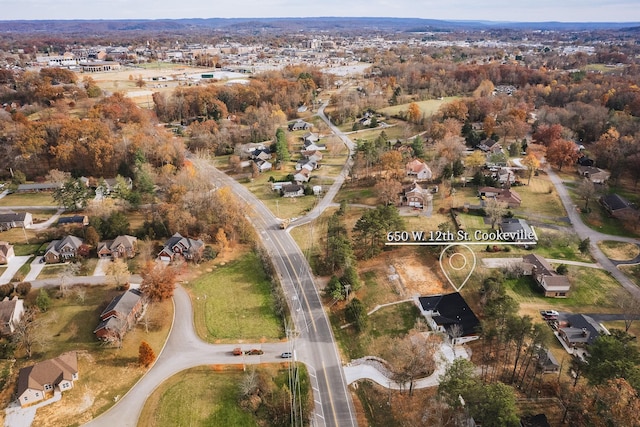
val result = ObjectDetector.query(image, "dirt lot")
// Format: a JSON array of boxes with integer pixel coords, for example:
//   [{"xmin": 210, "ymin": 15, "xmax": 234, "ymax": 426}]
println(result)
[{"xmin": 360, "ymin": 247, "xmax": 449, "ymax": 300}]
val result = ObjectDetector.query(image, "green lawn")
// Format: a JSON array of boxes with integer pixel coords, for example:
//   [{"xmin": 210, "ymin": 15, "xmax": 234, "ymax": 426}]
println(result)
[
  {"xmin": 505, "ymin": 266, "xmax": 625, "ymax": 312},
  {"xmin": 138, "ymin": 367, "xmax": 258, "ymax": 427},
  {"xmin": 0, "ymin": 193, "xmax": 57, "ymax": 206},
  {"xmin": 138, "ymin": 365, "xmax": 310, "ymax": 427},
  {"xmin": 186, "ymin": 251, "xmax": 284, "ymax": 342}
]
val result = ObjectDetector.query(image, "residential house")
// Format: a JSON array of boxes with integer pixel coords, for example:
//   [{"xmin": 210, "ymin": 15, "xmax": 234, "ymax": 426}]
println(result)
[
  {"xmin": 302, "ymin": 132, "xmax": 319, "ymax": 144},
  {"xmin": 57, "ymin": 215, "xmax": 89, "ymax": 226},
  {"xmin": 522, "ymin": 254, "xmax": 571, "ymax": 298},
  {"xmin": 0, "ymin": 241, "xmax": 14, "ymax": 264},
  {"xmin": 405, "ymin": 159, "xmax": 432, "ymax": 180},
  {"xmin": 294, "ymin": 168, "xmax": 311, "ymax": 183},
  {"xmin": 16, "ymin": 183, "xmax": 62, "ymax": 193},
  {"xmin": 255, "ymin": 160, "xmax": 273, "ymax": 172},
  {"xmin": 94, "ymin": 289, "xmax": 144, "ymax": 341},
  {"xmin": 44, "ymin": 235, "xmax": 84, "ymax": 264},
  {"xmin": 271, "ymin": 181, "xmax": 292, "ymax": 192},
  {"xmin": 288, "ymin": 120, "xmax": 312, "ymax": 131},
  {"xmin": 499, "ymin": 219, "xmax": 537, "ymax": 244},
  {"xmin": 17, "ymin": 352, "xmax": 78, "ymax": 407},
  {"xmin": 417, "ymin": 292, "xmax": 480, "ymax": 345},
  {"xmin": 281, "ymin": 184, "xmax": 305, "ymax": 198},
  {"xmin": 251, "ymin": 148, "xmax": 272, "ymax": 162},
  {"xmin": 157, "ymin": 233, "xmax": 204, "ymax": 262},
  {"xmin": 0, "ymin": 212, "xmax": 33, "ymax": 230},
  {"xmin": 536, "ymin": 348, "xmax": 560, "ymax": 373},
  {"xmin": 600, "ymin": 194, "xmax": 638, "ymax": 220},
  {"xmin": 478, "ymin": 187, "xmax": 522, "ymax": 208},
  {"xmin": 303, "ymin": 140, "xmax": 326, "ymax": 151},
  {"xmin": 96, "ymin": 177, "xmax": 133, "ymax": 199},
  {"xmin": 301, "ymin": 150, "xmax": 323, "ymax": 163},
  {"xmin": 558, "ymin": 314, "xmax": 607, "ymax": 349},
  {"xmin": 97, "ymin": 235, "xmax": 137, "ymax": 259},
  {"xmin": 494, "ymin": 167, "xmax": 516, "ymax": 185},
  {"xmin": 0, "ymin": 296, "xmax": 24, "ymax": 336},
  {"xmin": 403, "ymin": 182, "xmax": 431, "ymax": 208},
  {"xmin": 478, "ymin": 139, "xmax": 502, "ymax": 153},
  {"xmin": 577, "ymin": 166, "xmax": 610, "ymax": 184}
]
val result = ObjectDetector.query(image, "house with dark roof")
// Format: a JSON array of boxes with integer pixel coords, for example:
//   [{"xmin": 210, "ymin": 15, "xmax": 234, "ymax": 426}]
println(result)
[
  {"xmin": 600, "ymin": 194, "xmax": 638, "ymax": 220},
  {"xmin": 44, "ymin": 235, "xmax": 84, "ymax": 264},
  {"xmin": 0, "ymin": 212, "xmax": 33, "ymax": 230},
  {"xmin": 57, "ymin": 215, "xmax": 89, "ymax": 226},
  {"xmin": 97, "ymin": 235, "xmax": 137, "ymax": 259},
  {"xmin": 499, "ymin": 219, "xmax": 536, "ymax": 245},
  {"xmin": 94, "ymin": 288, "xmax": 144, "ymax": 342},
  {"xmin": 522, "ymin": 253, "xmax": 571, "ymax": 298},
  {"xmin": 520, "ymin": 414, "xmax": 551, "ymax": 427},
  {"xmin": 281, "ymin": 184, "xmax": 305, "ymax": 198},
  {"xmin": 537, "ymin": 348, "xmax": 560, "ymax": 373},
  {"xmin": 16, "ymin": 182, "xmax": 62, "ymax": 193},
  {"xmin": 17, "ymin": 352, "xmax": 78, "ymax": 407},
  {"xmin": 0, "ymin": 296, "xmax": 24, "ymax": 336},
  {"xmin": 417, "ymin": 293, "xmax": 480, "ymax": 345},
  {"xmin": 558, "ymin": 314, "xmax": 607, "ymax": 349},
  {"xmin": 157, "ymin": 233, "xmax": 204, "ymax": 262},
  {"xmin": 289, "ymin": 120, "xmax": 312, "ymax": 131}
]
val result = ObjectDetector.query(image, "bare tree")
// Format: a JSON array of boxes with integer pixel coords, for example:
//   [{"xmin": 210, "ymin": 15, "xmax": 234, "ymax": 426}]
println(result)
[
  {"xmin": 105, "ymin": 258, "xmax": 131, "ymax": 289},
  {"xmin": 575, "ymin": 178, "xmax": 601, "ymax": 211},
  {"xmin": 387, "ymin": 332, "xmax": 438, "ymax": 395},
  {"xmin": 60, "ymin": 262, "xmax": 81, "ymax": 297},
  {"xmin": 448, "ymin": 324, "xmax": 464, "ymax": 356},
  {"xmin": 484, "ymin": 198, "xmax": 508, "ymax": 229},
  {"xmin": 615, "ymin": 288, "xmax": 640, "ymax": 332},
  {"xmin": 12, "ymin": 309, "xmax": 49, "ymax": 358},
  {"xmin": 73, "ymin": 286, "xmax": 86, "ymax": 303}
]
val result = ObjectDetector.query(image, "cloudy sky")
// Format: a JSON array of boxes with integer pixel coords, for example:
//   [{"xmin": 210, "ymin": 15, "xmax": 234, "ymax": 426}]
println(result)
[{"xmin": 0, "ymin": 0, "xmax": 639, "ymax": 22}]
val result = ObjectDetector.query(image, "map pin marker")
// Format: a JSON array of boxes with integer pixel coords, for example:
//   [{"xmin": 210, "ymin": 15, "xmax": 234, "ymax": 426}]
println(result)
[{"xmin": 439, "ymin": 244, "xmax": 476, "ymax": 293}]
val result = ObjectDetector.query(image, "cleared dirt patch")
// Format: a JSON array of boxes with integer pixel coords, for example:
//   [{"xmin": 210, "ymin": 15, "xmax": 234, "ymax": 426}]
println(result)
[{"xmin": 598, "ymin": 240, "xmax": 640, "ymax": 261}]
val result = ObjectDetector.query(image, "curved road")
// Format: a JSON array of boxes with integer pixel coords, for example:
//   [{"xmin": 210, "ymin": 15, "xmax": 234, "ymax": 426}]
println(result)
[
  {"xmin": 84, "ymin": 286, "xmax": 290, "ymax": 427},
  {"xmin": 546, "ymin": 168, "xmax": 640, "ymax": 300}
]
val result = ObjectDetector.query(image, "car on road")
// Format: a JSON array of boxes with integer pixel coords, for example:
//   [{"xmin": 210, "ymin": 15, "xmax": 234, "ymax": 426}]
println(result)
[
  {"xmin": 245, "ymin": 349, "xmax": 264, "ymax": 355},
  {"xmin": 232, "ymin": 347, "xmax": 243, "ymax": 356},
  {"xmin": 280, "ymin": 352, "xmax": 292, "ymax": 358},
  {"xmin": 540, "ymin": 310, "xmax": 559, "ymax": 319}
]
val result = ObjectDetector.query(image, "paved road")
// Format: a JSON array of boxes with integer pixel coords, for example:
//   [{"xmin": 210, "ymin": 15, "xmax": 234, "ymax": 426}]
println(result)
[
  {"xmin": 481, "ymin": 257, "xmax": 603, "ymax": 269},
  {"xmin": 84, "ymin": 285, "xmax": 290, "ymax": 427},
  {"xmin": 546, "ymin": 168, "xmax": 640, "ymax": 300},
  {"xmin": 193, "ymin": 157, "xmax": 357, "ymax": 427}
]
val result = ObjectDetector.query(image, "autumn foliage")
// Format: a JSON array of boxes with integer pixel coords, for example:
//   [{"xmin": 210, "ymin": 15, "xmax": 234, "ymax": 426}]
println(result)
[
  {"xmin": 140, "ymin": 262, "xmax": 178, "ymax": 302},
  {"xmin": 138, "ymin": 341, "xmax": 156, "ymax": 367}
]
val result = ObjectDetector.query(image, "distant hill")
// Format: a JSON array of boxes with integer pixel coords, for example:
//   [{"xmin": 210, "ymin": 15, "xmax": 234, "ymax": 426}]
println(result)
[{"xmin": 0, "ymin": 17, "xmax": 638, "ymax": 34}]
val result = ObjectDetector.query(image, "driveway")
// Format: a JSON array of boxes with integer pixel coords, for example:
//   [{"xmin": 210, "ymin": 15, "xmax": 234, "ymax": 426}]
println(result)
[
  {"xmin": 23, "ymin": 257, "xmax": 45, "ymax": 282},
  {"xmin": 0, "ymin": 256, "xmax": 30, "ymax": 284},
  {"xmin": 30, "ymin": 208, "xmax": 64, "ymax": 230},
  {"xmin": 93, "ymin": 258, "xmax": 110, "ymax": 276},
  {"xmin": 481, "ymin": 257, "xmax": 603, "ymax": 269}
]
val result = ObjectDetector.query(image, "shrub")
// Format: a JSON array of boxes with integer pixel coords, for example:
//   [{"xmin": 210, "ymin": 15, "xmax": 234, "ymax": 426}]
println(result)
[
  {"xmin": 138, "ymin": 341, "xmax": 156, "ymax": 367},
  {"xmin": 15, "ymin": 282, "xmax": 31, "ymax": 297},
  {"xmin": 36, "ymin": 288, "xmax": 51, "ymax": 312},
  {"xmin": 0, "ymin": 284, "xmax": 13, "ymax": 299}
]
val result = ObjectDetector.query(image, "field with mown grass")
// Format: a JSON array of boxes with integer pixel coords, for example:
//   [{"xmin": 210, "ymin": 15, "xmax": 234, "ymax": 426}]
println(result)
[
  {"xmin": 138, "ymin": 364, "xmax": 310, "ymax": 427},
  {"xmin": 185, "ymin": 250, "xmax": 284, "ymax": 343},
  {"xmin": 0, "ymin": 193, "xmax": 57, "ymax": 206},
  {"xmin": 379, "ymin": 97, "xmax": 458, "ymax": 117}
]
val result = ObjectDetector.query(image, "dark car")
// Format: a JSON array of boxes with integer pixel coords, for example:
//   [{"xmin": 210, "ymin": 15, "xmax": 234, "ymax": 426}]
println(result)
[{"xmin": 245, "ymin": 349, "xmax": 264, "ymax": 355}]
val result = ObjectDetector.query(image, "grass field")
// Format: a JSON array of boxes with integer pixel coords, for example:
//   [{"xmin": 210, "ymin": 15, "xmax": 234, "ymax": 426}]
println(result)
[
  {"xmin": 186, "ymin": 250, "xmax": 284, "ymax": 342},
  {"xmin": 0, "ymin": 192, "xmax": 57, "ymax": 206},
  {"xmin": 138, "ymin": 365, "xmax": 309, "ymax": 427},
  {"xmin": 598, "ymin": 241, "xmax": 640, "ymax": 261},
  {"xmin": 505, "ymin": 266, "xmax": 625, "ymax": 312},
  {"xmin": 620, "ymin": 264, "xmax": 640, "ymax": 287},
  {"xmin": 138, "ymin": 367, "xmax": 258, "ymax": 427},
  {"xmin": 379, "ymin": 97, "xmax": 458, "ymax": 117}
]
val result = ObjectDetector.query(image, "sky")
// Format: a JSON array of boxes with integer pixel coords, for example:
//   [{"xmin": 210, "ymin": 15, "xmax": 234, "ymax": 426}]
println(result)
[{"xmin": 0, "ymin": 0, "xmax": 639, "ymax": 22}]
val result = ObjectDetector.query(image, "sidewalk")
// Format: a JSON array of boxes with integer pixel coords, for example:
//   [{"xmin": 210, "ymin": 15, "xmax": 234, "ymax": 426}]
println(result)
[{"xmin": 344, "ymin": 342, "xmax": 469, "ymax": 389}]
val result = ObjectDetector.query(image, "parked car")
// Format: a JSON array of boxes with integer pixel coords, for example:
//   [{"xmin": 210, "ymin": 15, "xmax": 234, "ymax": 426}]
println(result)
[
  {"xmin": 280, "ymin": 352, "xmax": 292, "ymax": 359},
  {"xmin": 245, "ymin": 349, "xmax": 264, "ymax": 355},
  {"xmin": 540, "ymin": 310, "xmax": 559, "ymax": 319}
]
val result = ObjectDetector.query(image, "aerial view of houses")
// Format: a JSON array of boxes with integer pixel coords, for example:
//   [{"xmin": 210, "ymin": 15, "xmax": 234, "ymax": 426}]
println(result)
[{"xmin": 0, "ymin": 9, "xmax": 638, "ymax": 427}]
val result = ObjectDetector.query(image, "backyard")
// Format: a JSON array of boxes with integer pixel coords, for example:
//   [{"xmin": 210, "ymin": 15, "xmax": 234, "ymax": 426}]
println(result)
[{"xmin": 7, "ymin": 285, "xmax": 172, "ymax": 426}]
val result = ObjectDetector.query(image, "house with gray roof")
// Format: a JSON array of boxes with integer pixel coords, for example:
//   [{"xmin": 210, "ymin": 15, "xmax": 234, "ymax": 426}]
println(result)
[
  {"xmin": 44, "ymin": 235, "xmax": 84, "ymax": 264},
  {"xmin": 523, "ymin": 253, "xmax": 571, "ymax": 298},
  {"xmin": 0, "ymin": 212, "xmax": 33, "ymax": 230},
  {"xmin": 157, "ymin": 233, "xmax": 204, "ymax": 262},
  {"xmin": 0, "ymin": 296, "xmax": 24, "ymax": 336},
  {"xmin": 558, "ymin": 314, "xmax": 607, "ymax": 349},
  {"xmin": 97, "ymin": 235, "xmax": 137, "ymax": 259},
  {"xmin": 94, "ymin": 289, "xmax": 143, "ymax": 342}
]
